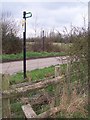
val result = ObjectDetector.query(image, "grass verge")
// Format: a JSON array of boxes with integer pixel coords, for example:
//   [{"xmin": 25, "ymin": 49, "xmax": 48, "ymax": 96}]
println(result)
[
  {"xmin": 9, "ymin": 66, "xmax": 55, "ymax": 85},
  {"xmin": 1, "ymin": 51, "xmax": 66, "ymax": 63}
]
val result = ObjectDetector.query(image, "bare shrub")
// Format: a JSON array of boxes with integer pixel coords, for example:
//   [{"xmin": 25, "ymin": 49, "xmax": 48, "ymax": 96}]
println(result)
[
  {"xmin": 1, "ymin": 12, "xmax": 22, "ymax": 54},
  {"xmin": 54, "ymin": 25, "xmax": 88, "ymax": 118},
  {"xmin": 30, "ymin": 37, "xmax": 62, "ymax": 52}
]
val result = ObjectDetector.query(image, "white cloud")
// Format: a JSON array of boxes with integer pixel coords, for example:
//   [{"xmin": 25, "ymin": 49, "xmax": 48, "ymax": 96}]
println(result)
[{"xmin": 1, "ymin": 2, "xmax": 88, "ymax": 38}]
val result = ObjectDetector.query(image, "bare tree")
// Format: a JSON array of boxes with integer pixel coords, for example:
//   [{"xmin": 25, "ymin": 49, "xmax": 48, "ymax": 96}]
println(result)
[{"xmin": 1, "ymin": 12, "xmax": 22, "ymax": 54}]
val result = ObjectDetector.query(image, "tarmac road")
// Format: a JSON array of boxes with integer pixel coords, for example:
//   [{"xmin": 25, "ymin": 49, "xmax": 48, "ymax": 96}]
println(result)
[{"xmin": 0, "ymin": 56, "xmax": 68, "ymax": 75}]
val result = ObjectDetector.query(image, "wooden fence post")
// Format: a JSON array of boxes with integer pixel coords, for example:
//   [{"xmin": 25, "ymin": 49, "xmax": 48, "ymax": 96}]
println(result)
[
  {"xmin": 0, "ymin": 74, "xmax": 2, "ymax": 119},
  {"xmin": 54, "ymin": 66, "xmax": 61, "ymax": 107},
  {"xmin": 55, "ymin": 66, "xmax": 61, "ymax": 78},
  {"xmin": 2, "ymin": 75, "xmax": 11, "ymax": 118},
  {"xmin": 66, "ymin": 59, "xmax": 72, "ymax": 104}
]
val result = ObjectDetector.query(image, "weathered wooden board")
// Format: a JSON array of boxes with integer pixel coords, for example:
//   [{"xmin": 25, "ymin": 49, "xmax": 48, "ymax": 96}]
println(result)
[
  {"xmin": 2, "ymin": 75, "xmax": 11, "ymax": 118},
  {"xmin": 22, "ymin": 104, "xmax": 37, "ymax": 118},
  {"xmin": 3, "ymin": 76, "xmax": 64, "ymax": 98}
]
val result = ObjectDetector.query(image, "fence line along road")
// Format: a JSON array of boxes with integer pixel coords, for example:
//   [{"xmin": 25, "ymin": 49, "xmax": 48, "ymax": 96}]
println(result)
[
  {"xmin": 3, "ymin": 76, "xmax": 64, "ymax": 98},
  {"xmin": 1, "ymin": 56, "xmax": 68, "ymax": 75},
  {"xmin": 2, "ymin": 67, "xmax": 64, "ymax": 118}
]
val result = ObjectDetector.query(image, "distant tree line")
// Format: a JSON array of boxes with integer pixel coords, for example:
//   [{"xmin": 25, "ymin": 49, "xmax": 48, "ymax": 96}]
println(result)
[{"xmin": 1, "ymin": 12, "xmax": 88, "ymax": 55}]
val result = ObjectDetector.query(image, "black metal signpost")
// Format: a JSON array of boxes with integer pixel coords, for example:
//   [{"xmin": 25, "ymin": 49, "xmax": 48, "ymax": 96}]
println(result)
[{"xmin": 23, "ymin": 11, "xmax": 32, "ymax": 79}]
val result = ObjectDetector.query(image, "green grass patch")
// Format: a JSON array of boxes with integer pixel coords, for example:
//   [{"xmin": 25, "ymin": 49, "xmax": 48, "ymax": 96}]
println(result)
[
  {"xmin": 9, "ymin": 66, "xmax": 55, "ymax": 85},
  {"xmin": 1, "ymin": 51, "xmax": 66, "ymax": 62},
  {"xmin": 9, "ymin": 64, "xmax": 68, "ymax": 85}
]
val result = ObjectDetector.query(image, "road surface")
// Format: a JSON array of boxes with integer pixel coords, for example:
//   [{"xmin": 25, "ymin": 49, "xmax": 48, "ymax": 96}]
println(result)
[{"xmin": 0, "ymin": 56, "xmax": 68, "ymax": 75}]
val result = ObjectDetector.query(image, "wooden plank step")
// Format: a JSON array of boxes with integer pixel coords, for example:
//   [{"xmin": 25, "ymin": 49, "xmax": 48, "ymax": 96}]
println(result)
[{"xmin": 22, "ymin": 104, "xmax": 37, "ymax": 118}]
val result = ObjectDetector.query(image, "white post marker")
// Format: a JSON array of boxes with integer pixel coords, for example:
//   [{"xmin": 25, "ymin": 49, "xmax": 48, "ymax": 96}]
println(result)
[{"xmin": 21, "ymin": 19, "xmax": 26, "ymax": 32}]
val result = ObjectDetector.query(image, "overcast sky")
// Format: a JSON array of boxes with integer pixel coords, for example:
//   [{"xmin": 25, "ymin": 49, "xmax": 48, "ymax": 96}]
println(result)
[{"xmin": 1, "ymin": 0, "xmax": 89, "ymax": 38}]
